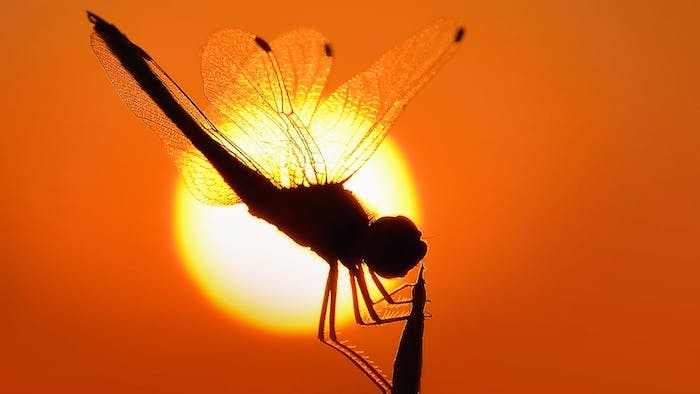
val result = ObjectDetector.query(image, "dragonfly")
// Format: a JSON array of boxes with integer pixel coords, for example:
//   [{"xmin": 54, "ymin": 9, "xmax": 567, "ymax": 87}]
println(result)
[{"xmin": 88, "ymin": 12, "xmax": 463, "ymax": 392}]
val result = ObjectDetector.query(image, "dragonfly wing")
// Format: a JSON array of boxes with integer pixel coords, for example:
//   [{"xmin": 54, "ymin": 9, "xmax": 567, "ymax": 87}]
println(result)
[
  {"xmin": 310, "ymin": 19, "xmax": 465, "ymax": 183},
  {"xmin": 202, "ymin": 29, "xmax": 331, "ymax": 187},
  {"xmin": 90, "ymin": 30, "xmax": 242, "ymax": 206},
  {"xmin": 270, "ymin": 29, "xmax": 333, "ymax": 129}
]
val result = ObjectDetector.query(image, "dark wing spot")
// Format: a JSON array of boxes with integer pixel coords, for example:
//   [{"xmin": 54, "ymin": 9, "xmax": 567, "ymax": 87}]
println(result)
[
  {"xmin": 454, "ymin": 27, "xmax": 465, "ymax": 43},
  {"xmin": 324, "ymin": 42, "xmax": 333, "ymax": 57},
  {"xmin": 254, "ymin": 36, "xmax": 272, "ymax": 52}
]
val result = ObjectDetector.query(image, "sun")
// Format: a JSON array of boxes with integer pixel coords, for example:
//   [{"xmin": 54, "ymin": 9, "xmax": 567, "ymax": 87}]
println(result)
[{"xmin": 173, "ymin": 137, "xmax": 421, "ymax": 334}]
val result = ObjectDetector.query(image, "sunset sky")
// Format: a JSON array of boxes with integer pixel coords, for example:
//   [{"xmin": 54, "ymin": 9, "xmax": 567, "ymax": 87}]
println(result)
[{"xmin": 2, "ymin": 0, "xmax": 698, "ymax": 393}]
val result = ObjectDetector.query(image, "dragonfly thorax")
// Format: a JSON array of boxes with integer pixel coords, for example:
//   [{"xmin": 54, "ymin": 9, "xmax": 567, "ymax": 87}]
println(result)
[
  {"xmin": 245, "ymin": 183, "xmax": 426, "ymax": 278},
  {"xmin": 246, "ymin": 183, "xmax": 369, "ymax": 266}
]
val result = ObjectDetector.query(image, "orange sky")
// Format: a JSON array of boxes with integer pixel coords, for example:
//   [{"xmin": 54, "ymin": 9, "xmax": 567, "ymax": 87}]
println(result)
[{"xmin": 2, "ymin": 0, "xmax": 699, "ymax": 393}]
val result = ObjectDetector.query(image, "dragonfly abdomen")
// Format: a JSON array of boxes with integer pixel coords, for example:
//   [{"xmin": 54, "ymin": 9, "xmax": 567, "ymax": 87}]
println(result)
[{"xmin": 90, "ymin": 13, "xmax": 279, "ymax": 205}]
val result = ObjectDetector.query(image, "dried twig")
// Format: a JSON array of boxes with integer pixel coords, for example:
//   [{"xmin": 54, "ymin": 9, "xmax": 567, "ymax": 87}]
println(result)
[{"xmin": 391, "ymin": 265, "xmax": 427, "ymax": 394}]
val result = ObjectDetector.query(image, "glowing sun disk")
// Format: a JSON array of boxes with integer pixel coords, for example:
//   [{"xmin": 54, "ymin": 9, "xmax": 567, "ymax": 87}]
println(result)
[{"xmin": 173, "ymin": 137, "xmax": 420, "ymax": 334}]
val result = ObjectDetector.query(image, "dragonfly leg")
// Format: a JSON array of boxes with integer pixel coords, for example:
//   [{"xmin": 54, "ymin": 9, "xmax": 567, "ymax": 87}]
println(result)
[
  {"xmin": 351, "ymin": 268, "xmax": 411, "ymax": 326},
  {"xmin": 318, "ymin": 261, "xmax": 392, "ymax": 392},
  {"xmin": 368, "ymin": 268, "xmax": 414, "ymax": 306},
  {"xmin": 349, "ymin": 273, "xmax": 368, "ymax": 325},
  {"xmin": 317, "ymin": 263, "xmax": 333, "ymax": 341}
]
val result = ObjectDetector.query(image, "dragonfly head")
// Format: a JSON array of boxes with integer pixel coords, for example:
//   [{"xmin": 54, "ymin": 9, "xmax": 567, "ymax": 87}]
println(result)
[{"xmin": 362, "ymin": 216, "xmax": 427, "ymax": 278}]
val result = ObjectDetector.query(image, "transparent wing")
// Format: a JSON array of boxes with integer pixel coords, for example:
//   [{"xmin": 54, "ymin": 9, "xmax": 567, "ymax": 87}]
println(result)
[
  {"xmin": 270, "ymin": 29, "xmax": 333, "ymax": 129},
  {"xmin": 90, "ymin": 32, "xmax": 242, "ymax": 206},
  {"xmin": 310, "ymin": 19, "xmax": 465, "ymax": 183},
  {"xmin": 202, "ymin": 28, "xmax": 332, "ymax": 187}
]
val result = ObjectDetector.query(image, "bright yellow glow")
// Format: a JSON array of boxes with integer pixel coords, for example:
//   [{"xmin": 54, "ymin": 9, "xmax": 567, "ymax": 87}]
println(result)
[{"xmin": 173, "ymin": 138, "xmax": 420, "ymax": 334}]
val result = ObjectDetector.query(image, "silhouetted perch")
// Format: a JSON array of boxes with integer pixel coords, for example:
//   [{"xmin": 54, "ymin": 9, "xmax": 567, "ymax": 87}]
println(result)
[{"xmin": 391, "ymin": 265, "xmax": 427, "ymax": 394}]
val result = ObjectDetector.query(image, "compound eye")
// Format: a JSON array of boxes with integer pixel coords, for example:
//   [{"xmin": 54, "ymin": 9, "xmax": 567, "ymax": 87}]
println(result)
[{"xmin": 363, "ymin": 216, "xmax": 427, "ymax": 278}]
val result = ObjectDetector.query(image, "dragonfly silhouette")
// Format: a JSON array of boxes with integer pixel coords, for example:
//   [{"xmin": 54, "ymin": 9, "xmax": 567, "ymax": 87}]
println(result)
[{"xmin": 88, "ymin": 12, "xmax": 463, "ymax": 391}]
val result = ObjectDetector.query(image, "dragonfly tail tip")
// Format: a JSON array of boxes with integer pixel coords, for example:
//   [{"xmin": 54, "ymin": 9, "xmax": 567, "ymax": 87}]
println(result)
[{"xmin": 86, "ymin": 11, "xmax": 101, "ymax": 25}]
